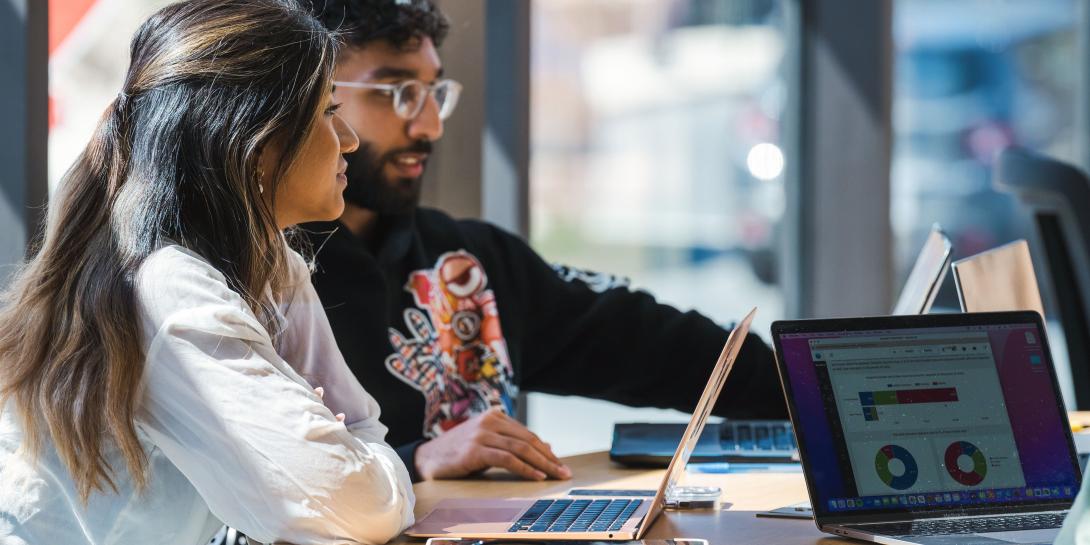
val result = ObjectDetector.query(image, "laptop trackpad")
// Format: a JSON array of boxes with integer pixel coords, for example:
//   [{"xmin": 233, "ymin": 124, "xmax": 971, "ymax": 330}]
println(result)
[
  {"xmin": 975, "ymin": 528, "xmax": 1059, "ymax": 544},
  {"xmin": 911, "ymin": 536, "xmax": 1037, "ymax": 545},
  {"xmin": 407, "ymin": 500, "xmax": 530, "ymax": 536}
]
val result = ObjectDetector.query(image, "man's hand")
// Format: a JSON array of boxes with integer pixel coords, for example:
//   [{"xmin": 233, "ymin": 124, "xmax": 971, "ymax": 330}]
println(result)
[{"xmin": 415, "ymin": 407, "xmax": 572, "ymax": 481}]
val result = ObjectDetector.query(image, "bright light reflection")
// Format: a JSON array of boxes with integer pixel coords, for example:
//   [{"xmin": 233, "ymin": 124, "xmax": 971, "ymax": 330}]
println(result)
[{"xmin": 746, "ymin": 142, "xmax": 785, "ymax": 181}]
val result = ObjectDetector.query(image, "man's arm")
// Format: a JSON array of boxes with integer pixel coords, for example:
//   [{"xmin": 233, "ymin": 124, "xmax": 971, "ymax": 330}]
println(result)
[
  {"xmin": 395, "ymin": 440, "xmax": 427, "ymax": 482},
  {"xmin": 473, "ymin": 222, "xmax": 788, "ymax": 419}
]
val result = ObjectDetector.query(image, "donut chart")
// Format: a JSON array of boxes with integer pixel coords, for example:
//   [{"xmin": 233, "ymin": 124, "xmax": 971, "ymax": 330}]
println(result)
[
  {"xmin": 874, "ymin": 444, "xmax": 919, "ymax": 490},
  {"xmin": 945, "ymin": 441, "xmax": 987, "ymax": 486}
]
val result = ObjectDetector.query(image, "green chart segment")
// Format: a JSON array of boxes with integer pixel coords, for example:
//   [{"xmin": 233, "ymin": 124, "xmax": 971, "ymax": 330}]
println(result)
[
  {"xmin": 945, "ymin": 441, "xmax": 987, "ymax": 486},
  {"xmin": 875, "ymin": 444, "xmax": 919, "ymax": 490}
]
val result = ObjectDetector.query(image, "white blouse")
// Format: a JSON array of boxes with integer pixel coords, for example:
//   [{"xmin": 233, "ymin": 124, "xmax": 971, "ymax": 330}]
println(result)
[
  {"xmin": 0, "ymin": 244, "xmax": 415, "ymax": 545},
  {"xmin": 1057, "ymin": 472, "xmax": 1090, "ymax": 544}
]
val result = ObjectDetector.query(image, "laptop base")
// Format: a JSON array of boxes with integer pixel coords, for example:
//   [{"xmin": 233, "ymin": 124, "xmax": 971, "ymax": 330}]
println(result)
[{"xmin": 406, "ymin": 498, "xmax": 648, "ymax": 540}]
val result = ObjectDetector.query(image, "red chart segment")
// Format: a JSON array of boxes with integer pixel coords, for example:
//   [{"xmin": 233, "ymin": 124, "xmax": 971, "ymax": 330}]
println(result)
[
  {"xmin": 858, "ymin": 387, "xmax": 959, "ymax": 422},
  {"xmin": 945, "ymin": 441, "xmax": 987, "ymax": 486},
  {"xmin": 859, "ymin": 387, "xmax": 959, "ymax": 406}
]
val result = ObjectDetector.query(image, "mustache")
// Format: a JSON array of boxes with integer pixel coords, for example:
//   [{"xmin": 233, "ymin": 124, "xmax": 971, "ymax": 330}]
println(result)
[{"xmin": 378, "ymin": 140, "xmax": 433, "ymax": 163}]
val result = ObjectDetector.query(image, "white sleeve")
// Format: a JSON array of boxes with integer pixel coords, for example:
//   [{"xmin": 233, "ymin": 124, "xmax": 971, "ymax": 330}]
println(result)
[
  {"xmin": 1056, "ymin": 473, "xmax": 1090, "ymax": 545},
  {"xmin": 276, "ymin": 250, "xmax": 393, "ymax": 445},
  {"xmin": 134, "ymin": 247, "xmax": 414, "ymax": 545}
]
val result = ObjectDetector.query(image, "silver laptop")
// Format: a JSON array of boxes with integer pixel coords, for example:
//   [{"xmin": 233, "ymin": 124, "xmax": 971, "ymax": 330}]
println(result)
[
  {"xmin": 406, "ymin": 308, "xmax": 757, "ymax": 541},
  {"xmin": 771, "ymin": 311, "xmax": 1079, "ymax": 545},
  {"xmin": 953, "ymin": 239, "xmax": 1045, "ymax": 317},
  {"xmin": 893, "ymin": 225, "xmax": 953, "ymax": 316}
]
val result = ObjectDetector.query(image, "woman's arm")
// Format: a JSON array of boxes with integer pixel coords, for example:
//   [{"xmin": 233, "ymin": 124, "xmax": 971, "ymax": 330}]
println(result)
[
  {"xmin": 135, "ymin": 246, "xmax": 414, "ymax": 545},
  {"xmin": 276, "ymin": 249, "xmax": 395, "ymax": 444}
]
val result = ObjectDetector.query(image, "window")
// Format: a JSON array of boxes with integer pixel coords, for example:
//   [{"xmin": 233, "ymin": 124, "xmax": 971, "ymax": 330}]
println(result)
[
  {"xmin": 892, "ymin": 0, "xmax": 1078, "ymax": 302},
  {"xmin": 49, "ymin": 0, "xmax": 175, "ymax": 191},
  {"xmin": 529, "ymin": 0, "xmax": 790, "ymax": 455}
]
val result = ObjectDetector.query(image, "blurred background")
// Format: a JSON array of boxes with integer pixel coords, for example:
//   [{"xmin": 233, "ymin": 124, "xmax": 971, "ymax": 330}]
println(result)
[{"xmin": 5, "ymin": 0, "xmax": 1087, "ymax": 455}]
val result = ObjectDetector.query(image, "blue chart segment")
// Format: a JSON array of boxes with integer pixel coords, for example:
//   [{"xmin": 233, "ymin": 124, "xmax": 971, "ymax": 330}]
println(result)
[{"xmin": 875, "ymin": 444, "xmax": 919, "ymax": 490}]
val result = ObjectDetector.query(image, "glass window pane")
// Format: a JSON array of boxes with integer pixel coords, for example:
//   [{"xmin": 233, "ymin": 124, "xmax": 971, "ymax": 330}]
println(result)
[
  {"xmin": 49, "ymin": 0, "xmax": 175, "ymax": 192},
  {"xmin": 529, "ymin": 0, "xmax": 789, "ymax": 455}
]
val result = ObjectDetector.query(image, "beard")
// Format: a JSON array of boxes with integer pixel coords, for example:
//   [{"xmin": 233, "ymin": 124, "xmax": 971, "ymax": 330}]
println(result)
[{"xmin": 341, "ymin": 139, "xmax": 432, "ymax": 215}]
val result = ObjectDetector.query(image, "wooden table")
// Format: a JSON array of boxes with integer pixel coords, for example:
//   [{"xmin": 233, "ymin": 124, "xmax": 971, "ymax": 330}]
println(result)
[{"xmin": 401, "ymin": 451, "xmax": 849, "ymax": 545}]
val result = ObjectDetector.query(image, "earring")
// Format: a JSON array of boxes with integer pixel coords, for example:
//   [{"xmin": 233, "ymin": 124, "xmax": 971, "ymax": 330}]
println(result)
[{"xmin": 256, "ymin": 165, "xmax": 265, "ymax": 194}]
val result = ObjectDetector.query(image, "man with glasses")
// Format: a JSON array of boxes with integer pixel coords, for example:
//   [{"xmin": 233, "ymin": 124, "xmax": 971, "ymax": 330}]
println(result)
[{"xmin": 306, "ymin": 0, "xmax": 787, "ymax": 482}]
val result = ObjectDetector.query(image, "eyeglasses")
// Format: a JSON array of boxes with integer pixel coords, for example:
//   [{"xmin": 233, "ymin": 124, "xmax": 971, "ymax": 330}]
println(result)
[{"xmin": 333, "ymin": 78, "xmax": 462, "ymax": 121}]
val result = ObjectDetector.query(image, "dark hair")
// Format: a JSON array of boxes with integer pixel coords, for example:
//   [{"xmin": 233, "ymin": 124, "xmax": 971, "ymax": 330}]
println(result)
[
  {"xmin": 0, "ymin": 0, "xmax": 337, "ymax": 502},
  {"xmin": 312, "ymin": 0, "xmax": 449, "ymax": 50}
]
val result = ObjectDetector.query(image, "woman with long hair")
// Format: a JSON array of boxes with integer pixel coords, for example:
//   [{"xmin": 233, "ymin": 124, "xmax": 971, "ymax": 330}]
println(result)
[{"xmin": 0, "ymin": 1, "xmax": 414, "ymax": 543}]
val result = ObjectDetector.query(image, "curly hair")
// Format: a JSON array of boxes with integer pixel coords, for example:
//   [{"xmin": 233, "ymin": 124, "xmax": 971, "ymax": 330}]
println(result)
[{"xmin": 312, "ymin": 0, "xmax": 449, "ymax": 50}]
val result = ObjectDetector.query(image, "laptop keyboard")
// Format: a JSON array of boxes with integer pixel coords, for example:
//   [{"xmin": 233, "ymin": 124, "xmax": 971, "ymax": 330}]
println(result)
[
  {"xmin": 507, "ymin": 499, "xmax": 643, "ymax": 533},
  {"xmin": 854, "ymin": 512, "xmax": 1067, "ymax": 537},
  {"xmin": 720, "ymin": 420, "xmax": 796, "ymax": 453}
]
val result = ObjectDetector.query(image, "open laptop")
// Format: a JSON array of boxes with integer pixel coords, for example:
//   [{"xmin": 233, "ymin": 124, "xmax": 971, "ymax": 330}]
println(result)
[
  {"xmin": 953, "ymin": 240, "xmax": 1045, "ymax": 317},
  {"xmin": 406, "ymin": 308, "xmax": 757, "ymax": 541},
  {"xmin": 770, "ymin": 311, "xmax": 1080, "ymax": 545},
  {"xmin": 893, "ymin": 225, "xmax": 954, "ymax": 316}
]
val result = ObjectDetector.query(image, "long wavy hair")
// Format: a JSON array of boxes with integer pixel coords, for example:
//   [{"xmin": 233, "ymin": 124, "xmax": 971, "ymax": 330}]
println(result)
[{"xmin": 0, "ymin": 0, "xmax": 338, "ymax": 502}]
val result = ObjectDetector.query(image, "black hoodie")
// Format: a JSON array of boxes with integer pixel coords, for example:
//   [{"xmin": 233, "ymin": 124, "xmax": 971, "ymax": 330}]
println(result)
[{"xmin": 305, "ymin": 207, "xmax": 787, "ymax": 481}]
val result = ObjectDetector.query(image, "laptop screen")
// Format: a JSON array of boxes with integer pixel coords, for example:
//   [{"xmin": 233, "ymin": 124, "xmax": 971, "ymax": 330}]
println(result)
[{"xmin": 772, "ymin": 312, "xmax": 1080, "ymax": 518}]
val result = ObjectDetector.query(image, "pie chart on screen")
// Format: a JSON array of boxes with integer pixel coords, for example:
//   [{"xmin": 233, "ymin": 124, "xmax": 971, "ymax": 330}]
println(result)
[
  {"xmin": 945, "ymin": 440, "xmax": 987, "ymax": 486},
  {"xmin": 875, "ymin": 444, "xmax": 919, "ymax": 490}
]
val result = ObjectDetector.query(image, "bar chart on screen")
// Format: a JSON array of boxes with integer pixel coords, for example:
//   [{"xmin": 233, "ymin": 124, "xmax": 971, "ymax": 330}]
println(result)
[{"xmin": 807, "ymin": 333, "xmax": 1026, "ymax": 497}]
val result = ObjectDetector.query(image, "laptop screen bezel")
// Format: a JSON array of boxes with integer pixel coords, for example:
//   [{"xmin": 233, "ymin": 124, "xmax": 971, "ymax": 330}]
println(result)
[
  {"xmin": 770, "ymin": 310, "xmax": 1080, "ymax": 525},
  {"xmin": 641, "ymin": 308, "xmax": 755, "ymax": 536},
  {"xmin": 891, "ymin": 225, "xmax": 952, "ymax": 316}
]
